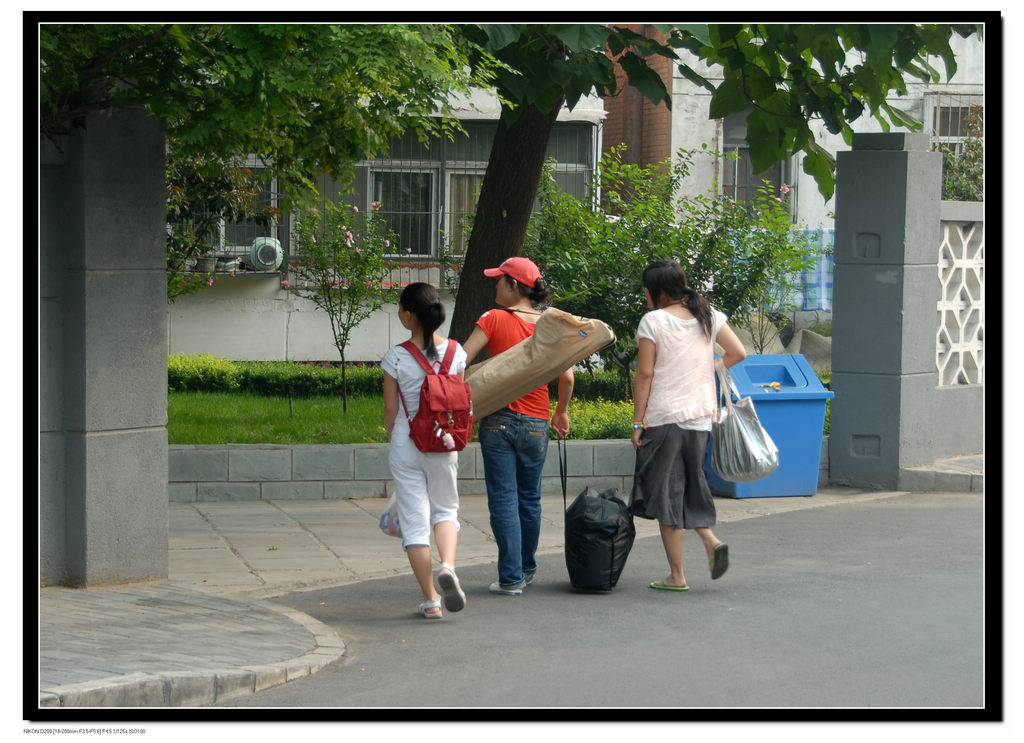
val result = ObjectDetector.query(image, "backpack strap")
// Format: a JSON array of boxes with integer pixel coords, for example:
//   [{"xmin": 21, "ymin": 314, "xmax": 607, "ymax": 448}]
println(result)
[
  {"xmin": 396, "ymin": 340, "xmax": 458, "ymax": 421},
  {"xmin": 400, "ymin": 339, "xmax": 456, "ymax": 375}
]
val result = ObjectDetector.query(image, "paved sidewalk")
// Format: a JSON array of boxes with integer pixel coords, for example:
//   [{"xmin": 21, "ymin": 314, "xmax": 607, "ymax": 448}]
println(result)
[{"xmin": 35, "ymin": 460, "xmax": 984, "ymax": 710}]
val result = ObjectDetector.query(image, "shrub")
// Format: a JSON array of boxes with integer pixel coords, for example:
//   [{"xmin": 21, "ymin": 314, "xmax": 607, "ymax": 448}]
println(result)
[
  {"xmin": 168, "ymin": 353, "xmax": 242, "ymax": 392},
  {"xmin": 169, "ymin": 356, "xmax": 385, "ymax": 397},
  {"xmin": 559, "ymin": 398, "xmax": 633, "ymax": 440},
  {"xmin": 236, "ymin": 361, "xmax": 385, "ymax": 397},
  {"xmin": 549, "ymin": 369, "xmax": 629, "ymax": 402}
]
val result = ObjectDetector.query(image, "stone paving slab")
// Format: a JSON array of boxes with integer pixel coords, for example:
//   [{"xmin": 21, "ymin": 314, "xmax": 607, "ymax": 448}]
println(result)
[{"xmin": 38, "ymin": 582, "xmax": 345, "ymax": 708}]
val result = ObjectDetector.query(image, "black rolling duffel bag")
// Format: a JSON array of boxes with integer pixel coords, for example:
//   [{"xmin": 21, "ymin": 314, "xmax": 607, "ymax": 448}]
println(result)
[{"xmin": 559, "ymin": 440, "xmax": 636, "ymax": 592}]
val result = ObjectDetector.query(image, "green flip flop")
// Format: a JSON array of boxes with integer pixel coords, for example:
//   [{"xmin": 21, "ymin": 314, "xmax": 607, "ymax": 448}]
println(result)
[{"xmin": 649, "ymin": 580, "xmax": 690, "ymax": 591}]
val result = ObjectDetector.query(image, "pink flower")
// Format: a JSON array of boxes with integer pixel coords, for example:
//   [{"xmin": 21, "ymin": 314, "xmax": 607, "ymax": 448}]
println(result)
[
  {"xmin": 774, "ymin": 197, "xmax": 782, "ymax": 204},
  {"xmin": 280, "ymin": 280, "xmax": 291, "ymax": 289},
  {"xmin": 355, "ymin": 247, "xmax": 363, "ymax": 255},
  {"xmin": 406, "ymin": 247, "xmax": 412, "ymax": 254},
  {"xmin": 384, "ymin": 239, "xmax": 391, "ymax": 248},
  {"xmin": 206, "ymin": 277, "xmax": 214, "ymax": 286},
  {"xmin": 311, "ymin": 208, "xmax": 319, "ymax": 214},
  {"xmin": 371, "ymin": 201, "xmax": 382, "ymax": 211},
  {"xmin": 780, "ymin": 185, "xmax": 790, "ymax": 194},
  {"xmin": 352, "ymin": 206, "xmax": 359, "ymax": 213}
]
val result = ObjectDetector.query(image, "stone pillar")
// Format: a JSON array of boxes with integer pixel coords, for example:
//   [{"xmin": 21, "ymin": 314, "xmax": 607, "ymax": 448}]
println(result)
[
  {"xmin": 39, "ymin": 107, "xmax": 169, "ymax": 586},
  {"xmin": 830, "ymin": 132, "xmax": 982, "ymax": 489}
]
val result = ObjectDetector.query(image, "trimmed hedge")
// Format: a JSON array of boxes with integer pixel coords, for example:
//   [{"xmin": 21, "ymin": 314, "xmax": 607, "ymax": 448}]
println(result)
[
  {"xmin": 168, "ymin": 354, "xmax": 242, "ymax": 392},
  {"xmin": 236, "ymin": 361, "xmax": 385, "ymax": 397},
  {"xmin": 168, "ymin": 355, "xmax": 630, "ymax": 401}
]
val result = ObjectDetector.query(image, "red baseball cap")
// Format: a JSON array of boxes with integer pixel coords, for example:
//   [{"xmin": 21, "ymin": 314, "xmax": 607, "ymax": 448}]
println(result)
[{"xmin": 483, "ymin": 256, "xmax": 541, "ymax": 287}]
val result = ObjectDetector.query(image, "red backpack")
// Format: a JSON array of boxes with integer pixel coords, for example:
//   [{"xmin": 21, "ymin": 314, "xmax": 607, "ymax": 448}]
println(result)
[{"xmin": 398, "ymin": 340, "xmax": 473, "ymax": 453}]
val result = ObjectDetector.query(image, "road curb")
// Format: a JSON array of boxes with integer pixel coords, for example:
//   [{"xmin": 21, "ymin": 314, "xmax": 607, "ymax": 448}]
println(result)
[{"xmin": 38, "ymin": 602, "xmax": 346, "ymax": 708}]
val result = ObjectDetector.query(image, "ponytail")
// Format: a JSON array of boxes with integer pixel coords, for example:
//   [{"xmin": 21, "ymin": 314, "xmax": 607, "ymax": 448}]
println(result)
[{"xmin": 399, "ymin": 282, "xmax": 445, "ymax": 360}]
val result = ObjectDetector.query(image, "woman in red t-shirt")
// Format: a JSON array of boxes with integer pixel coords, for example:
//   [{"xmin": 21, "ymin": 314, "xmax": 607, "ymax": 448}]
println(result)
[{"xmin": 462, "ymin": 257, "xmax": 574, "ymax": 595}]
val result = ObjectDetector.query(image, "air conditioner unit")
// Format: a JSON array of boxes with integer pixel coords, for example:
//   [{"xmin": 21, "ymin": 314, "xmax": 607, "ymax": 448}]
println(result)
[{"xmin": 248, "ymin": 237, "xmax": 283, "ymax": 271}]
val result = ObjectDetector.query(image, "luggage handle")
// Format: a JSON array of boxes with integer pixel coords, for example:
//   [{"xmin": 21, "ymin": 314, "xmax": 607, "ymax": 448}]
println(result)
[{"xmin": 558, "ymin": 437, "xmax": 568, "ymax": 513}]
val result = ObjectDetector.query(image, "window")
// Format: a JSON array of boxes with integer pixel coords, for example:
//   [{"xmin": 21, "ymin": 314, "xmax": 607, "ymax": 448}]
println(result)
[
  {"xmin": 349, "ymin": 121, "xmax": 596, "ymax": 258},
  {"xmin": 721, "ymin": 111, "xmax": 795, "ymax": 220},
  {"xmin": 446, "ymin": 172, "xmax": 484, "ymax": 256},
  {"xmin": 222, "ymin": 169, "xmax": 276, "ymax": 250},
  {"xmin": 371, "ymin": 170, "xmax": 437, "ymax": 257},
  {"xmin": 929, "ymin": 93, "xmax": 984, "ymax": 155}
]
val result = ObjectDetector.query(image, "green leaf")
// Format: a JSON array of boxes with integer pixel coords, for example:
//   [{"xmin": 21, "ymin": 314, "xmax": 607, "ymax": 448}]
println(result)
[
  {"xmin": 673, "ymin": 24, "xmax": 712, "ymax": 49},
  {"xmin": 619, "ymin": 53, "xmax": 670, "ymax": 107},
  {"xmin": 709, "ymin": 75, "xmax": 749, "ymax": 119},
  {"xmin": 676, "ymin": 63, "xmax": 716, "ymax": 94},
  {"xmin": 549, "ymin": 24, "xmax": 611, "ymax": 52},
  {"xmin": 882, "ymin": 102, "xmax": 922, "ymax": 130},
  {"xmin": 802, "ymin": 144, "xmax": 836, "ymax": 200},
  {"xmin": 481, "ymin": 24, "xmax": 525, "ymax": 51}
]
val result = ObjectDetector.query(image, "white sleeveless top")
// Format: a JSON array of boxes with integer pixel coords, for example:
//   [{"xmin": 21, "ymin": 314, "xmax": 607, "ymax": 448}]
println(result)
[{"xmin": 636, "ymin": 307, "xmax": 727, "ymax": 431}]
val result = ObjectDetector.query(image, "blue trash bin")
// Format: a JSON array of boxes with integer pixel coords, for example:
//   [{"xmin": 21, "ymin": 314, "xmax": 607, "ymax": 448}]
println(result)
[{"xmin": 704, "ymin": 354, "xmax": 834, "ymax": 498}]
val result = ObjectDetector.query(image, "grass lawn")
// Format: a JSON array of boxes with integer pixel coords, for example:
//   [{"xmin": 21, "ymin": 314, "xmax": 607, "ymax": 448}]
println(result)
[
  {"xmin": 168, "ymin": 392, "xmax": 637, "ymax": 444},
  {"xmin": 168, "ymin": 390, "xmax": 829, "ymax": 445},
  {"xmin": 168, "ymin": 392, "xmax": 389, "ymax": 445}
]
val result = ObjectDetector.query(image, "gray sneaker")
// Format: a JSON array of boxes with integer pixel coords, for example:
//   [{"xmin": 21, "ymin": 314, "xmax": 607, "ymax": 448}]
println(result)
[
  {"xmin": 488, "ymin": 579, "xmax": 526, "ymax": 595},
  {"xmin": 523, "ymin": 569, "xmax": 536, "ymax": 585}
]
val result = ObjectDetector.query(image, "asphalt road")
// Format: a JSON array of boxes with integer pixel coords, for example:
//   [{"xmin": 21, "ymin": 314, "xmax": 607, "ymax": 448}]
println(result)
[{"xmin": 216, "ymin": 492, "xmax": 987, "ymax": 713}]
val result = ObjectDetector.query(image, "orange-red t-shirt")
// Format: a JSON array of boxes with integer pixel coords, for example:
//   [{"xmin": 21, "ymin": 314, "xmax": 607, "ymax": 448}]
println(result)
[{"xmin": 475, "ymin": 308, "xmax": 551, "ymax": 420}]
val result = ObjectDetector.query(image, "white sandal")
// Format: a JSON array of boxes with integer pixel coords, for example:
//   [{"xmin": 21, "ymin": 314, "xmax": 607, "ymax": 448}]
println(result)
[
  {"xmin": 418, "ymin": 598, "xmax": 442, "ymax": 619},
  {"xmin": 436, "ymin": 563, "xmax": 466, "ymax": 613}
]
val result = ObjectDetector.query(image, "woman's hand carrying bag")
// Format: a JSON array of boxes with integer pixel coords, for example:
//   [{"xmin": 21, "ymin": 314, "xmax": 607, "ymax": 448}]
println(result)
[{"xmin": 711, "ymin": 362, "xmax": 780, "ymax": 482}]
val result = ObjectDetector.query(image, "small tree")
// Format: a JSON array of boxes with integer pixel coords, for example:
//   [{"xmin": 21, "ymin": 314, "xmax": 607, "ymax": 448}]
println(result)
[
  {"xmin": 288, "ymin": 202, "xmax": 395, "ymax": 412},
  {"xmin": 940, "ymin": 105, "xmax": 984, "ymax": 201},
  {"xmin": 678, "ymin": 157, "xmax": 815, "ymax": 353},
  {"xmin": 526, "ymin": 145, "xmax": 816, "ymax": 393}
]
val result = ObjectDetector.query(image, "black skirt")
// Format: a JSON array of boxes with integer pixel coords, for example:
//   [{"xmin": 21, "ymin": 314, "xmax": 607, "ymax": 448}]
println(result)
[{"xmin": 629, "ymin": 423, "xmax": 717, "ymax": 530}]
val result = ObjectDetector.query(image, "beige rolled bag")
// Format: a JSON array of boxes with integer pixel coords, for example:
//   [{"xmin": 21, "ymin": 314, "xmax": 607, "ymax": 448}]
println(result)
[{"xmin": 465, "ymin": 307, "xmax": 616, "ymax": 419}]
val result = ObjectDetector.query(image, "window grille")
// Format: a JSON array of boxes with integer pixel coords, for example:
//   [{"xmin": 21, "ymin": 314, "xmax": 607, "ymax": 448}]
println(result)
[
  {"xmin": 343, "ymin": 121, "xmax": 595, "ymax": 260},
  {"xmin": 721, "ymin": 111, "xmax": 796, "ymax": 221},
  {"xmin": 927, "ymin": 93, "xmax": 984, "ymax": 154}
]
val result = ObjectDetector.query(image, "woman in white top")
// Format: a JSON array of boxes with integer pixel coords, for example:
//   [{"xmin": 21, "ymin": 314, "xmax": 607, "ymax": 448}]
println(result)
[
  {"xmin": 382, "ymin": 282, "xmax": 468, "ymax": 619},
  {"xmin": 629, "ymin": 260, "xmax": 747, "ymax": 591}
]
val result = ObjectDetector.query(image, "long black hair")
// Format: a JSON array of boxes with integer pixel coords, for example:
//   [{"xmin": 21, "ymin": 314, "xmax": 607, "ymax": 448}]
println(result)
[
  {"xmin": 400, "ymin": 282, "xmax": 445, "ymax": 360},
  {"xmin": 642, "ymin": 260, "xmax": 714, "ymax": 340}
]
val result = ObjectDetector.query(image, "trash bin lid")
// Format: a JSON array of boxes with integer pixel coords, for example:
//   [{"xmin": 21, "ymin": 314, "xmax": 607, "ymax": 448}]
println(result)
[{"xmin": 725, "ymin": 354, "xmax": 834, "ymax": 401}]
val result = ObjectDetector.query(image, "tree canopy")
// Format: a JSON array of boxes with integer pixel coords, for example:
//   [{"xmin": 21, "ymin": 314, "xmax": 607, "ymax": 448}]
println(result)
[
  {"xmin": 667, "ymin": 23, "xmax": 983, "ymax": 199},
  {"xmin": 40, "ymin": 23, "xmax": 495, "ymax": 206}
]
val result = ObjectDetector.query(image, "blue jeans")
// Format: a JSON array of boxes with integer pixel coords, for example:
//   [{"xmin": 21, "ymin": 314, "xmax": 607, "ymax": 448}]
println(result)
[{"xmin": 478, "ymin": 408, "xmax": 550, "ymax": 585}]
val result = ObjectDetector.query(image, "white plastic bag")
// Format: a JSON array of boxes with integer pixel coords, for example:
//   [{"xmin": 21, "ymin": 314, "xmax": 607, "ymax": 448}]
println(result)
[
  {"xmin": 711, "ymin": 363, "xmax": 779, "ymax": 482},
  {"xmin": 379, "ymin": 493, "xmax": 402, "ymax": 538}
]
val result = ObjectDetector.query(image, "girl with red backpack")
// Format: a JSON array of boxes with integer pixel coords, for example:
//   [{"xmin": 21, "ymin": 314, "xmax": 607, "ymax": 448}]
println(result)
[{"xmin": 382, "ymin": 283, "xmax": 469, "ymax": 619}]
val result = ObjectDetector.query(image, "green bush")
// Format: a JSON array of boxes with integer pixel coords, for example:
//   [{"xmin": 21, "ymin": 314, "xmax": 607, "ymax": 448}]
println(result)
[
  {"xmin": 169, "ymin": 356, "xmax": 385, "ymax": 397},
  {"xmin": 560, "ymin": 398, "xmax": 633, "ymax": 440},
  {"xmin": 236, "ymin": 361, "xmax": 384, "ymax": 398},
  {"xmin": 170, "ymin": 355, "xmax": 628, "ymax": 401},
  {"xmin": 168, "ymin": 353, "xmax": 242, "ymax": 392},
  {"xmin": 550, "ymin": 370, "xmax": 629, "ymax": 403}
]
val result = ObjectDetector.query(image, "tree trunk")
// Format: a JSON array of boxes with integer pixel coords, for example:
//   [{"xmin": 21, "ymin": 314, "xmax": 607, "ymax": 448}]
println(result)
[{"xmin": 449, "ymin": 100, "xmax": 565, "ymax": 356}]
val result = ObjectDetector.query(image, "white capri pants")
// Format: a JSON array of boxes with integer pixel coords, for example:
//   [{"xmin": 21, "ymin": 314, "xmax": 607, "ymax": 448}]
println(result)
[{"xmin": 388, "ymin": 438, "xmax": 461, "ymax": 550}]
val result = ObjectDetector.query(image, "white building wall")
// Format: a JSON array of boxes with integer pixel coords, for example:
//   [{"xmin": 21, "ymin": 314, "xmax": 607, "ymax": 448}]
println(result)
[
  {"xmin": 168, "ymin": 276, "xmax": 459, "ymax": 362},
  {"xmin": 669, "ymin": 33, "xmax": 985, "ymax": 230}
]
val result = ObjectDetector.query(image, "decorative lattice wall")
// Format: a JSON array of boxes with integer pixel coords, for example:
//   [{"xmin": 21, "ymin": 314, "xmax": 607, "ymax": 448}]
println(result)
[{"xmin": 936, "ymin": 220, "xmax": 984, "ymax": 386}]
